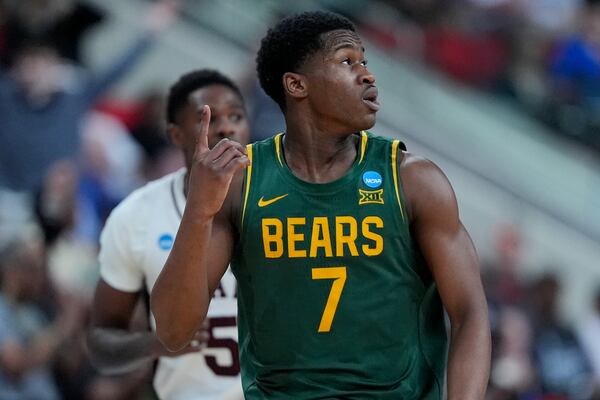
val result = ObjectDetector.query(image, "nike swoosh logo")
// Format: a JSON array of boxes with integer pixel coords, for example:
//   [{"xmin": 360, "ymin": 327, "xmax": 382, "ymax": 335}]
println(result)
[{"xmin": 258, "ymin": 194, "xmax": 289, "ymax": 207}]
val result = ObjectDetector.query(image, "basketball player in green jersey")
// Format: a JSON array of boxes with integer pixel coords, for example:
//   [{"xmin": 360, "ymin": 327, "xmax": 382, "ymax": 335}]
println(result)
[{"xmin": 151, "ymin": 11, "xmax": 491, "ymax": 400}]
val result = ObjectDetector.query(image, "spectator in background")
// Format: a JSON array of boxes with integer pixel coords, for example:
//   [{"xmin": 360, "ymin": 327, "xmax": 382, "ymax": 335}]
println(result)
[
  {"xmin": 528, "ymin": 274, "xmax": 594, "ymax": 399},
  {"xmin": 77, "ymin": 111, "xmax": 144, "ymax": 243},
  {"xmin": 0, "ymin": 224, "xmax": 149, "ymax": 400},
  {"xmin": 423, "ymin": 1, "xmax": 510, "ymax": 88},
  {"xmin": 31, "ymin": 148, "xmax": 101, "ymax": 305},
  {"xmin": 516, "ymin": 0, "xmax": 581, "ymax": 34},
  {"xmin": 34, "ymin": 160, "xmax": 78, "ymax": 246},
  {"xmin": 130, "ymin": 89, "xmax": 170, "ymax": 164},
  {"xmin": 488, "ymin": 307, "xmax": 537, "ymax": 399},
  {"xmin": 0, "ymin": 0, "xmax": 180, "ymax": 231},
  {"xmin": 549, "ymin": 0, "xmax": 600, "ymax": 138},
  {"xmin": 0, "ymin": 0, "xmax": 104, "ymax": 66},
  {"xmin": 578, "ymin": 287, "xmax": 600, "ymax": 397},
  {"xmin": 483, "ymin": 223, "xmax": 539, "ymax": 399},
  {"xmin": 385, "ymin": 0, "xmax": 446, "ymax": 26},
  {"xmin": 96, "ymin": 88, "xmax": 179, "ymax": 181},
  {"xmin": 0, "ymin": 225, "xmax": 83, "ymax": 400},
  {"xmin": 492, "ymin": 222, "xmax": 525, "ymax": 306}
]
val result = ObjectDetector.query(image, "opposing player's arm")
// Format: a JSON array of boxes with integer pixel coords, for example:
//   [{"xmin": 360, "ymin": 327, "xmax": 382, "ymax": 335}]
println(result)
[
  {"xmin": 151, "ymin": 105, "xmax": 250, "ymax": 352},
  {"xmin": 400, "ymin": 153, "xmax": 491, "ymax": 400},
  {"xmin": 88, "ymin": 199, "xmax": 206, "ymax": 374},
  {"xmin": 87, "ymin": 281, "xmax": 206, "ymax": 374},
  {"xmin": 88, "ymin": 281, "xmax": 156, "ymax": 374}
]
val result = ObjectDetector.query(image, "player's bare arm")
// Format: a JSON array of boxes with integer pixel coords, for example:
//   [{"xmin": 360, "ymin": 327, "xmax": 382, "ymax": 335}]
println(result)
[
  {"xmin": 400, "ymin": 152, "xmax": 491, "ymax": 400},
  {"xmin": 151, "ymin": 105, "xmax": 250, "ymax": 352},
  {"xmin": 87, "ymin": 280, "xmax": 207, "ymax": 374}
]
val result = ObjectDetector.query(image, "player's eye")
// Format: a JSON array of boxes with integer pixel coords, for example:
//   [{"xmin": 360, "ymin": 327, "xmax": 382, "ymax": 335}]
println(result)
[
  {"xmin": 229, "ymin": 113, "xmax": 243, "ymax": 123},
  {"xmin": 341, "ymin": 58, "xmax": 351, "ymax": 65},
  {"xmin": 360, "ymin": 59, "xmax": 368, "ymax": 67}
]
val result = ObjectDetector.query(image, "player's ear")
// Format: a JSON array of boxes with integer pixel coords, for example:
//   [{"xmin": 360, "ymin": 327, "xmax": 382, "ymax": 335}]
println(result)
[
  {"xmin": 283, "ymin": 72, "xmax": 308, "ymax": 100},
  {"xmin": 167, "ymin": 123, "xmax": 184, "ymax": 147}
]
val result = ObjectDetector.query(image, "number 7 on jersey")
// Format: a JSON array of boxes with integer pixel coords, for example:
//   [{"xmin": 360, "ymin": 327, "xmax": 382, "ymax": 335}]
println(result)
[{"xmin": 311, "ymin": 267, "xmax": 347, "ymax": 333}]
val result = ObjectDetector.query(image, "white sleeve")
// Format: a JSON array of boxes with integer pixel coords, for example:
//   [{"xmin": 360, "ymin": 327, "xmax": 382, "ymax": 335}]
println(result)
[{"xmin": 98, "ymin": 197, "xmax": 145, "ymax": 292}]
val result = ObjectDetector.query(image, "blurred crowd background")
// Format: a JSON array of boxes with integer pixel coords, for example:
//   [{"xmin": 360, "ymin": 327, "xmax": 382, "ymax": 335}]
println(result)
[{"xmin": 0, "ymin": 0, "xmax": 599, "ymax": 399}]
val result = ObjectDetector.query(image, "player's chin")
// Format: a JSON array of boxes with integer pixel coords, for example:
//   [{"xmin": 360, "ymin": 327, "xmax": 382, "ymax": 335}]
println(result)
[{"xmin": 356, "ymin": 113, "xmax": 376, "ymax": 131}]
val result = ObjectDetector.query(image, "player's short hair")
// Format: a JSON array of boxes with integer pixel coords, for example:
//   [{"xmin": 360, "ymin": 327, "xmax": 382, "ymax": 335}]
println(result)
[
  {"xmin": 256, "ymin": 11, "xmax": 356, "ymax": 111},
  {"xmin": 166, "ymin": 69, "xmax": 243, "ymax": 124}
]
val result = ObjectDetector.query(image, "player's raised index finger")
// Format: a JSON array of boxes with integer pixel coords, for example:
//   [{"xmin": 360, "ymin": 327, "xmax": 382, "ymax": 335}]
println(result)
[{"xmin": 195, "ymin": 105, "xmax": 211, "ymax": 153}]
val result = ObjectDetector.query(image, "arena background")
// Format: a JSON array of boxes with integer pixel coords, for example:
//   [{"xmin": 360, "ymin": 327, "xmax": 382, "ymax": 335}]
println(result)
[{"xmin": 0, "ymin": 0, "xmax": 599, "ymax": 398}]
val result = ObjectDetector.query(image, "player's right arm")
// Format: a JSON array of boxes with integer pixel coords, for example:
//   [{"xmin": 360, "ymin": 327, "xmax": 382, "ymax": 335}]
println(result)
[
  {"xmin": 87, "ymin": 194, "xmax": 205, "ymax": 374},
  {"xmin": 87, "ymin": 281, "xmax": 206, "ymax": 374},
  {"xmin": 87, "ymin": 281, "xmax": 161, "ymax": 374},
  {"xmin": 151, "ymin": 105, "xmax": 250, "ymax": 352}
]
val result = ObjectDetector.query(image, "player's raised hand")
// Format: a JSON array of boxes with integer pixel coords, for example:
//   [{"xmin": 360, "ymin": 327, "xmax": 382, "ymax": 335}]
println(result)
[{"xmin": 185, "ymin": 105, "xmax": 250, "ymax": 220}]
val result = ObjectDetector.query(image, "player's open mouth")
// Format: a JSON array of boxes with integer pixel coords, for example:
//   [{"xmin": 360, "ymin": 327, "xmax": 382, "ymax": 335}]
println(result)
[{"xmin": 362, "ymin": 87, "xmax": 380, "ymax": 111}]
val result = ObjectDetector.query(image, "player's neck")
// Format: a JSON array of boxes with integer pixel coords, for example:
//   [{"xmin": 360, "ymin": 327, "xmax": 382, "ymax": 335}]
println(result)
[{"xmin": 282, "ymin": 114, "xmax": 359, "ymax": 184}]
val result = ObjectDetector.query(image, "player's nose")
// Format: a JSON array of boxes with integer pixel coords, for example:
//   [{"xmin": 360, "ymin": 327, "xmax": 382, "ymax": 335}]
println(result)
[
  {"xmin": 214, "ymin": 119, "xmax": 237, "ymax": 140},
  {"xmin": 359, "ymin": 69, "xmax": 376, "ymax": 85}
]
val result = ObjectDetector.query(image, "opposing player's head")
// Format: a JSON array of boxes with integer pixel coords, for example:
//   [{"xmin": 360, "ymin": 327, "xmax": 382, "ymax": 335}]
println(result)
[
  {"xmin": 166, "ymin": 69, "xmax": 250, "ymax": 169},
  {"xmin": 256, "ymin": 11, "xmax": 378, "ymax": 133}
]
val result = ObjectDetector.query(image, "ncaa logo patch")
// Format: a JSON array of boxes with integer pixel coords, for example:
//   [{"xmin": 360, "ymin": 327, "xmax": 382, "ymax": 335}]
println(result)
[
  {"xmin": 362, "ymin": 171, "xmax": 382, "ymax": 188},
  {"xmin": 158, "ymin": 233, "xmax": 174, "ymax": 250}
]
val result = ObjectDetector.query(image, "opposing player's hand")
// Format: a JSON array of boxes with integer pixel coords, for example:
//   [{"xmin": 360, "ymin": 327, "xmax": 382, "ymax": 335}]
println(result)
[{"xmin": 186, "ymin": 105, "xmax": 250, "ymax": 220}]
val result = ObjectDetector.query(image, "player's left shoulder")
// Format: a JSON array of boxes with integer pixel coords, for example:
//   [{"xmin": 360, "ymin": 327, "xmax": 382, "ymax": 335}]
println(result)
[
  {"xmin": 399, "ymin": 152, "xmax": 444, "ymax": 179},
  {"xmin": 398, "ymin": 150, "xmax": 448, "ymax": 184},
  {"xmin": 399, "ymin": 152, "xmax": 457, "ymax": 220}
]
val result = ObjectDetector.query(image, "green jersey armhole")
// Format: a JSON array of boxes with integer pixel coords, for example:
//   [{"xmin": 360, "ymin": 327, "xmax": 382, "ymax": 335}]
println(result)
[
  {"xmin": 391, "ymin": 139, "xmax": 408, "ymax": 223},
  {"xmin": 241, "ymin": 143, "xmax": 254, "ymax": 229}
]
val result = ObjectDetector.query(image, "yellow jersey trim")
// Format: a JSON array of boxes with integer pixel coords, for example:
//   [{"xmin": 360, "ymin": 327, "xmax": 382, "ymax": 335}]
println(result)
[
  {"xmin": 242, "ymin": 144, "xmax": 253, "ymax": 227},
  {"xmin": 274, "ymin": 133, "xmax": 284, "ymax": 166},
  {"xmin": 391, "ymin": 140, "xmax": 405, "ymax": 221},
  {"xmin": 359, "ymin": 131, "xmax": 368, "ymax": 163}
]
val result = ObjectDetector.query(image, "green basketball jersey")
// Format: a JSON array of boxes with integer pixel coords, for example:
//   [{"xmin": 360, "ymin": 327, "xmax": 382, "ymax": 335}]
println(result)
[{"xmin": 231, "ymin": 131, "xmax": 448, "ymax": 399}]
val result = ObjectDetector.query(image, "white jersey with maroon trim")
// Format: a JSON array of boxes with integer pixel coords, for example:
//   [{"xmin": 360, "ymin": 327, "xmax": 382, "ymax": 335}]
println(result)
[{"xmin": 99, "ymin": 168, "xmax": 240, "ymax": 400}]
